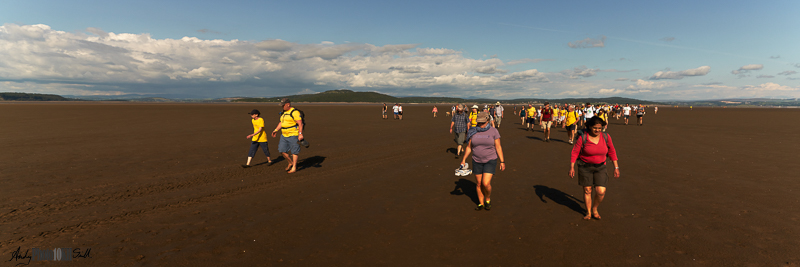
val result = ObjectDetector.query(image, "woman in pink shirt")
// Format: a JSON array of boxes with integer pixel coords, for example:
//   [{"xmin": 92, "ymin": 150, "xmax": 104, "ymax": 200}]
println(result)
[{"xmin": 569, "ymin": 116, "xmax": 620, "ymax": 220}]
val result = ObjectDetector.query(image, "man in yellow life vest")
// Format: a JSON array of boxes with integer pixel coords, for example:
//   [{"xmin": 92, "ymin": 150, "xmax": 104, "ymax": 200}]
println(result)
[
  {"xmin": 525, "ymin": 104, "xmax": 536, "ymax": 131},
  {"xmin": 271, "ymin": 98, "xmax": 304, "ymax": 174}
]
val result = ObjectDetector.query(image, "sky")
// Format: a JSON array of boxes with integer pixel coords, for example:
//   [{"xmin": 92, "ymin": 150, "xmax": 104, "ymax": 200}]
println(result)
[{"xmin": 1, "ymin": 0, "xmax": 799, "ymax": 100}]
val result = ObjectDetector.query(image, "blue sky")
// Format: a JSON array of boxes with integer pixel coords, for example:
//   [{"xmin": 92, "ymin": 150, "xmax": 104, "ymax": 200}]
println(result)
[{"xmin": 1, "ymin": 0, "xmax": 799, "ymax": 100}]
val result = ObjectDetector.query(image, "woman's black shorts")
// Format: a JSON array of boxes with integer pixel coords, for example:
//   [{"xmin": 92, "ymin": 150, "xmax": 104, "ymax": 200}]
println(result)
[{"xmin": 577, "ymin": 161, "xmax": 608, "ymax": 187}]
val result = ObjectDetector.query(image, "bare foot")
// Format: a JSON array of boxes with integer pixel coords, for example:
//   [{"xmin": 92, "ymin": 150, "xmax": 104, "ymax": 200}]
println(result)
[
  {"xmin": 583, "ymin": 214, "xmax": 592, "ymax": 220},
  {"xmin": 287, "ymin": 168, "xmax": 296, "ymax": 174},
  {"xmin": 285, "ymin": 163, "xmax": 293, "ymax": 171},
  {"xmin": 593, "ymin": 212, "xmax": 602, "ymax": 220}
]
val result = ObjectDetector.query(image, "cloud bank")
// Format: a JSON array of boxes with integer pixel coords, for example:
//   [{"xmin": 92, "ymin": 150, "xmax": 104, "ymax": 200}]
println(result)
[{"xmin": 0, "ymin": 23, "xmax": 556, "ymax": 97}]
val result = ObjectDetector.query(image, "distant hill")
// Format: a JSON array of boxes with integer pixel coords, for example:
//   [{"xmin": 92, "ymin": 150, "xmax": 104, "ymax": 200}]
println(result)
[
  {"xmin": 233, "ymin": 89, "xmax": 662, "ymax": 105},
  {"xmin": 0, "ymin": 92, "xmax": 75, "ymax": 101}
]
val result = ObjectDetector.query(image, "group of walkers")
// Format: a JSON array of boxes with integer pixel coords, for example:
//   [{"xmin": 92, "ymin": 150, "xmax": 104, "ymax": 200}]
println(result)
[
  {"xmin": 454, "ymin": 101, "xmax": 654, "ymax": 220},
  {"xmin": 240, "ymin": 99, "xmax": 648, "ymax": 220},
  {"xmin": 382, "ymin": 103, "xmax": 404, "ymax": 120},
  {"xmin": 242, "ymin": 98, "xmax": 307, "ymax": 174}
]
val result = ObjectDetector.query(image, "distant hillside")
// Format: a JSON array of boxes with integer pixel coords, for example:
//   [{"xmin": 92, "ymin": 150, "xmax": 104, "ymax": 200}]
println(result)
[
  {"xmin": 0, "ymin": 92, "xmax": 74, "ymax": 101},
  {"xmin": 233, "ymin": 90, "xmax": 662, "ymax": 105}
]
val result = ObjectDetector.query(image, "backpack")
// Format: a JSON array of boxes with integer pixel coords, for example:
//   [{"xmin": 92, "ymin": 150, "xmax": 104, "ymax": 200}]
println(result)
[{"xmin": 281, "ymin": 108, "xmax": 305, "ymax": 129}]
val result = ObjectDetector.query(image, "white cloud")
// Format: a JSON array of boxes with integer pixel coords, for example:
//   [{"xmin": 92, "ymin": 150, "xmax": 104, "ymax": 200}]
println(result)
[
  {"xmin": 731, "ymin": 64, "xmax": 763, "ymax": 74},
  {"xmin": 692, "ymin": 84, "xmax": 737, "ymax": 90},
  {"xmin": 650, "ymin": 66, "xmax": 710, "ymax": 80},
  {"xmin": 742, "ymin": 82, "xmax": 798, "ymax": 92},
  {"xmin": 563, "ymin": 66, "xmax": 598, "ymax": 79},
  {"xmin": 474, "ymin": 65, "xmax": 507, "ymax": 74},
  {"xmin": 499, "ymin": 69, "xmax": 549, "ymax": 82},
  {"xmin": 628, "ymin": 79, "xmax": 676, "ymax": 89},
  {"xmin": 568, "ymin": 35, "xmax": 606, "ymax": 48}
]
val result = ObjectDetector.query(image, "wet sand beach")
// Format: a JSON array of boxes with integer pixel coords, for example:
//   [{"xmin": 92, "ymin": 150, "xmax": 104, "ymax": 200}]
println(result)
[{"xmin": 1, "ymin": 103, "xmax": 798, "ymax": 266}]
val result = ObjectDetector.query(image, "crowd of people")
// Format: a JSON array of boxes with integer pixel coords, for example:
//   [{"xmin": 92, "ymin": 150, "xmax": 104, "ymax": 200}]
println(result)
[{"xmin": 239, "ymin": 99, "xmax": 653, "ymax": 220}]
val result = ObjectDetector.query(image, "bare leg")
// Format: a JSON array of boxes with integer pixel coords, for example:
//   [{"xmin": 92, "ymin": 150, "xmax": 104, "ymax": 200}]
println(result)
[
  {"xmin": 282, "ymin": 152, "xmax": 293, "ymax": 170},
  {"xmin": 246, "ymin": 156, "xmax": 253, "ymax": 165},
  {"xmin": 592, "ymin": 186, "xmax": 606, "ymax": 219},
  {"xmin": 288, "ymin": 154, "xmax": 299, "ymax": 173},
  {"xmin": 475, "ymin": 174, "xmax": 485, "ymax": 205},
  {"xmin": 480, "ymin": 173, "xmax": 493, "ymax": 204},
  {"xmin": 583, "ymin": 186, "xmax": 593, "ymax": 220}
]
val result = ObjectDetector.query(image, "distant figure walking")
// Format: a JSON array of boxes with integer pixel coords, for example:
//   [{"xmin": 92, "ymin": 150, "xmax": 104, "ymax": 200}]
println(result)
[
  {"xmin": 450, "ymin": 104, "xmax": 470, "ymax": 158},
  {"xmin": 565, "ymin": 105, "xmax": 578, "ymax": 144},
  {"xmin": 469, "ymin": 105, "xmax": 479, "ymax": 127},
  {"xmin": 432, "ymin": 106, "xmax": 438, "ymax": 117},
  {"xmin": 569, "ymin": 116, "xmax": 620, "ymax": 220},
  {"xmin": 540, "ymin": 102, "xmax": 554, "ymax": 142},
  {"xmin": 392, "ymin": 104, "xmax": 400, "ymax": 120},
  {"xmin": 382, "ymin": 103, "xmax": 388, "ymax": 119},
  {"xmin": 622, "ymin": 104, "xmax": 632, "ymax": 125},
  {"xmin": 525, "ymin": 104, "xmax": 536, "ymax": 131},
  {"xmin": 654, "ymin": 106, "xmax": 658, "ymax": 114},
  {"xmin": 636, "ymin": 104, "xmax": 645, "ymax": 126},
  {"xmin": 242, "ymin": 109, "xmax": 273, "ymax": 168},
  {"xmin": 271, "ymin": 98, "xmax": 304, "ymax": 173},
  {"xmin": 398, "ymin": 104, "xmax": 404, "ymax": 120},
  {"xmin": 493, "ymin": 102, "xmax": 504, "ymax": 128},
  {"xmin": 460, "ymin": 112, "xmax": 505, "ymax": 211}
]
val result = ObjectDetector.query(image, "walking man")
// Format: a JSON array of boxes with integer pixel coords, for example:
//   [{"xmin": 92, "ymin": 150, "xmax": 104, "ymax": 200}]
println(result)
[
  {"xmin": 382, "ymin": 103, "xmax": 388, "ymax": 119},
  {"xmin": 450, "ymin": 104, "xmax": 470, "ymax": 158},
  {"xmin": 271, "ymin": 98, "xmax": 304, "ymax": 174},
  {"xmin": 493, "ymin": 102, "xmax": 504, "ymax": 128},
  {"xmin": 525, "ymin": 104, "xmax": 537, "ymax": 131},
  {"xmin": 243, "ymin": 109, "xmax": 273, "ymax": 168},
  {"xmin": 565, "ymin": 105, "xmax": 579, "ymax": 144},
  {"xmin": 636, "ymin": 104, "xmax": 645, "ymax": 126}
]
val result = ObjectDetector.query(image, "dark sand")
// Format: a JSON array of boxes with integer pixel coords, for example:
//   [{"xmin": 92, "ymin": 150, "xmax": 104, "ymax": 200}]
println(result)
[{"xmin": 1, "ymin": 103, "xmax": 798, "ymax": 266}]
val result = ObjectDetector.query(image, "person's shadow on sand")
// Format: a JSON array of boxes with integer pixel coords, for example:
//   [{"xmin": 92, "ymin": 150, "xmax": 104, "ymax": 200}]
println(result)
[
  {"xmin": 450, "ymin": 179, "xmax": 480, "ymax": 205},
  {"xmin": 446, "ymin": 148, "xmax": 457, "ymax": 156},
  {"xmin": 533, "ymin": 185, "xmax": 585, "ymax": 215},
  {"xmin": 296, "ymin": 156, "xmax": 326, "ymax": 170}
]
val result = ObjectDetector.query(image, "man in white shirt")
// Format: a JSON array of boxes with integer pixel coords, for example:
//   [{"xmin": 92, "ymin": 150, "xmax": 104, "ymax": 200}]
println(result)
[
  {"xmin": 494, "ymin": 102, "xmax": 504, "ymax": 128},
  {"xmin": 398, "ymin": 104, "xmax": 404, "ymax": 120},
  {"xmin": 583, "ymin": 103, "xmax": 595, "ymax": 122},
  {"xmin": 622, "ymin": 104, "xmax": 632, "ymax": 125},
  {"xmin": 392, "ymin": 104, "xmax": 400, "ymax": 120}
]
